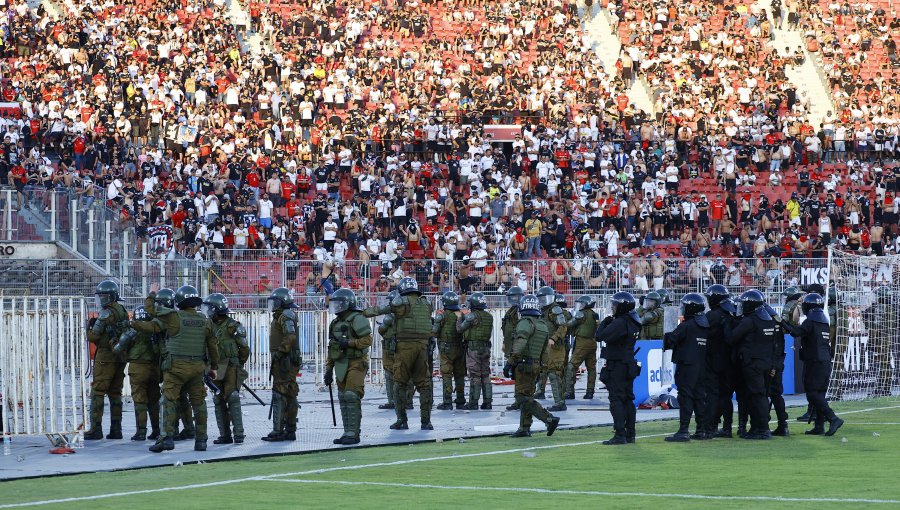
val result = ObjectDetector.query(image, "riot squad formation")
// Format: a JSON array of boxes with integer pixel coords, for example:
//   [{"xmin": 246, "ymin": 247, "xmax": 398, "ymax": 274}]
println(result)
[{"xmin": 84, "ymin": 277, "xmax": 843, "ymax": 451}]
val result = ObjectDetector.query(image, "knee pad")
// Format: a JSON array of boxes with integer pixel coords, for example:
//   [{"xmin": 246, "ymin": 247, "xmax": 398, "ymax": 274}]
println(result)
[{"xmin": 342, "ymin": 390, "xmax": 361, "ymax": 404}]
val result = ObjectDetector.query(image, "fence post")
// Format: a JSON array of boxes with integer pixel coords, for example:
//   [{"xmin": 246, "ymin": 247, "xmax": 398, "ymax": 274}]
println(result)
[
  {"xmin": 121, "ymin": 230, "xmax": 129, "ymax": 285},
  {"xmin": 70, "ymin": 199, "xmax": 78, "ymax": 251},
  {"xmin": 87, "ymin": 209, "xmax": 95, "ymax": 261},
  {"xmin": 105, "ymin": 220, "xmax": 111, "ymax": 274},
  {"xmin": 141, "ymin": 243, "xmax": 148, "ymax": 296},
  {"xmin": 199, "ymin": 261, "xmax": 209, "ymax": 296},
  {"xmin": 160, "ymin": 255, "xmax": 167, "ymax": 288},
  {"xmin": 3, "ymin": 189, "xmax": 11, "ymax": 240},
  {"xmin": 49, "ymin": 192, "xmax": 57, "ymax": 241}
]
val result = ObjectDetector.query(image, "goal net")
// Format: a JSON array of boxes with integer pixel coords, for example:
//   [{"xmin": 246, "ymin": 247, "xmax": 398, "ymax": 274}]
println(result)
[{"xmin": 827, "ymin": 248, "xmax": 899, "ymax": 401}]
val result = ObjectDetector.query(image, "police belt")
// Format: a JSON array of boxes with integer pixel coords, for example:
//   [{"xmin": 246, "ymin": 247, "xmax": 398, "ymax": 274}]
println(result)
[
  {"xmin": 439, "ymin": 341, "xmax": 462, "ymax": 349},
  {"xmin": 516, "ymin": 358, "xmax": 537, "ymax": 365},
  {"xmin": 575, "ymin": 335, "xmax": 595, "ymax": 342},
  {"xmin": 170, "ymin": 354, "xmax": 206, "ymax": 361}
]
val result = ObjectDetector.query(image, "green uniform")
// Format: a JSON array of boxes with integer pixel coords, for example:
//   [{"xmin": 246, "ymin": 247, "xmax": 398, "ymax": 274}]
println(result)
[
  {"xmin": 380, "ymin": 294, "xmax": 434, "ymax": 427},
  {"xmin": 434, "ymin": 309, "xmax": 466, "ymax": 408},
  {"xmin": 536, "ymin": 305, "xmax": 568, "ymax": 408},
  {"xmin": 782, "ymin": 299, "xmax": 800, "ymax": 326},
  {"xmin": 327, "ymin": 310, "xmax": 373, "ymax": 441},
  {"xmin": 211, "ymin": 316, "xmax": 250, "ymax": 441},
  {"xmin": 86, "ymin": 301, "xmax": 129, "ymax": 437},
  {"xmin": 146, "ymin": 299, "xmax": 194, "ymax": 439},
  {"xmin": 511, "ymin": 315, "xmax": 554, "ymax": 433},
  {"xmin": 501, "ymin": 306, "xmax": 519, "ymax": 358},
  {"xmin": 639, "ymin": 306, "xmax": 664, "ymax": 339},
  {"xmin": 458, "ymin": 309, "xmax": 494, "ymax": 409},
  {"xmin": 269, "ymin": 308, "xmax": 301, "ymax": 436},
  {"xmin": 376, "ymin": 313, "xmax": 398, "ymax": 406},
  {"xmin": 132, "ymin": 301, "xmax": 219, "ymax": 444},
  {"xmin": 565, "ymin": 308, "xmax": 599, "ymax": 398},
  {"xmin": 126, "ymin": 329, "xmax": 161, "ymax": 439}
]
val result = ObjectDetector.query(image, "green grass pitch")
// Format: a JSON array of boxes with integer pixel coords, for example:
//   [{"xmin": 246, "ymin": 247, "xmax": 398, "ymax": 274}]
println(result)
[{"xmin": 2, "ymin": 400, "xmax": 899, "ymax": 509}]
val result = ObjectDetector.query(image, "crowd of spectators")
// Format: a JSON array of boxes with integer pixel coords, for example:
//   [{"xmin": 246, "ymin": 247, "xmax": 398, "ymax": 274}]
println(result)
[{"xmin": 0, "ymin": 0, "xmax": 899, "ymax": 298}]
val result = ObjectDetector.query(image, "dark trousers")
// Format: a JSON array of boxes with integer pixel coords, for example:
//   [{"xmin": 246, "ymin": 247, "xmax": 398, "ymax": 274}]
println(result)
[
  {"xmin": 701, "ymin": 369, "xmax": 721, "ymax": 432},
  {"xmin": 804, "ymin": 360, "xmax": 836, "ymax": 422},
  {"xmin": 602, "ymin": 360, "xmax": 637, "ymax": 439},
  {"xmin": 675, "ymin": 364, "xmax": 704, "ymax": 433},
  {"xmin": 768, "ymin": 355, "xmax": 788, "ymax": 424},
  {"xmin": 741, "ymin": 358, "xmax": 771, "ymax": 434}
]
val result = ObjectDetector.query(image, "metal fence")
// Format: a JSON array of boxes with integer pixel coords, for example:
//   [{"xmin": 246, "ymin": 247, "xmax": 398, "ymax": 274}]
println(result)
[{"xmin": 0, "ymin": 255, "xmax": 829, "ymax": 310}]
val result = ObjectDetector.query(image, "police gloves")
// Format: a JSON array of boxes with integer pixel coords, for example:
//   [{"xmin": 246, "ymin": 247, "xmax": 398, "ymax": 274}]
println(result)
[
  {"xmin": 324, "ymin": 369, "xmax": 334, "ymax": 386},
  {"xmin": 338, "ymin": 339, "xmax": 349, "ymax": 350},
  {"xmin": 503, "ymin": 362, "xmax": 515, "ymax": 379}
]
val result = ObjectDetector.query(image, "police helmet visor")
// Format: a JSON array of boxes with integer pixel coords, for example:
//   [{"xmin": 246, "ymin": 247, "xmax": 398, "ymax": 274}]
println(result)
[
  {"xmin": 507, "ymin": 293, "xmax": 522, "ymax": 306},
  {"xmin": 328, "ymin": 298, "xmax": 349, "ymax": 315},
  {"xmin": 538, "ymin": 293, "xmax": 555, "ymax": 307}
]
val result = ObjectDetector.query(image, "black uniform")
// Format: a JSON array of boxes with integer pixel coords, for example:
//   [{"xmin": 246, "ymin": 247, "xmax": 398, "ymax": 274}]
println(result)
[
  {"xmin": 704, "ymin": 306, "xmax": 735, "ymax": 434},
  {"xmin": 727, "ymin": 308, "xmax": 779, "ymax": 437},
  {"xmin": 782, "ymin": 313, "xmax": 840, "ymax": 431},
  {"xmin": 665, "ymin": 315, "xmax": 710, "ymax": 437},
  {"xmin": 596, "ymin": 312, "xmax": 642, "ymax": 442},
  {"xmin": 767, "ymin": 305, "xmax": 789, "ymax": 433}
]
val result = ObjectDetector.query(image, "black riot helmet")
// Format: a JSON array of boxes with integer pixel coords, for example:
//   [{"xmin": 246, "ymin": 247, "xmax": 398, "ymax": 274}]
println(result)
[
  {"xmin": 801, "ymin": 293, "xmax": 825, "ymax": 315},
  {"xmin": 739, "ymin": 290, "xmax": 765, "ymax": 316},
  {"xmin": 681, "ymin": 293, "xmax": 706, "ymax": 318},
  {"xmin": 704, "ymin": 284, "xmax": 730, "ymax": 308},
  {"xmin": 610, "ymin": 292, "xmax": 636, "ymax": 316}
]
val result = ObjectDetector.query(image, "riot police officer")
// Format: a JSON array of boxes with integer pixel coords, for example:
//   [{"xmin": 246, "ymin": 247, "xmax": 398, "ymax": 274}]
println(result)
[
  {"xmin": 502, "ymin": 286, "xmax": 524, "ymax": 411},
  {"xmin": 85, "ymin": 281, "xmax": 130, "ymax": 440},
  {"xmin": 504, "ymin": 295, "xmax": 561, "ymax": 438},
  {"xmin": 432, "ymin": 291, "xmax": 466, "ymax": 410},
  {"xmin": 702, "ymin": 285, "xmax": 736, "ymax": 438},
  {"xmin": 664, "ymin": 293, "xmax": 710, "ymax": 442},
  {"xmin": 132, "ymin": 285, "xmax": 219, "ymax": 452},
  {"xmin": 377, "ymin": 310, "xmax": 398, "ymax": 410},
  {"xmin": 154, "ymin": 288, "xmax": 196, "ymax": 441},
  {"xmin": 727, "ymin": 290, "xmax": 778, "ymax": 440},
  {"xmin": 262, "ymin": 287, "xmax": 301, "ymax": 442},
  {"xmin": 596, "ymin": 292, "xmax": 642, "ymax": 445},
  {"xmin": 780, "ymin": 293, "xmax": 844, "ymax": 436},
  {"xmin": 534, "ymin": 286, "xmax": 568, "ymax": 411},
  {"xmin": 457, "ymin": 292, "xmax": 494, "ymax": 410},
  {"xmin": 325, "ymin": 289, "xmax": 373, "ymax": 445},
  {"xmin": 781, "ymin": 287, "xmax": 803, "ymax": 324},
  {"xmin": 202, "ymin": 293, "xmax": 250, "ymax": 445},
  {"xmin": 565, "ymin": 295, "xmax": 599, "ymax": 400},
  {"xmin": 638, "ymin": 291, "xmax": 664, "ymax": 340},
  {"xmin": 367, "ymin": 277, "xmax": 434, "ymax": 431},
  {"xmin": 113, "ymin": 306, "xmax": 160, "ymax": 441}
]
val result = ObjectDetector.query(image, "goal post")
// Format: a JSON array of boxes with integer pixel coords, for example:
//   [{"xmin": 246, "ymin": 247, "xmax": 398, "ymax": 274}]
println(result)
[{"xmin": 826, "ymin": 247, "xmax": 899, "ymax": 401}]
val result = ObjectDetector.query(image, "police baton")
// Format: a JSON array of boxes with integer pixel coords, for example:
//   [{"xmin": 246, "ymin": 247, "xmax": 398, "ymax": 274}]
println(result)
[
  {"xmin": 242, "ymin": 383, "xmax": 266, "ymax": 406},
  {"xmin": 328, "ymin": 383, "xmax": 337, "ymax": 427}
]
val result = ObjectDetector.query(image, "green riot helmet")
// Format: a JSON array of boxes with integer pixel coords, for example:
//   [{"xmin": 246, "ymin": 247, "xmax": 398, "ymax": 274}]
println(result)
[
  {"xmin": 468, "ymin": 292, "xmax": 487, "ymax": 310},
  {"xmin": 267, "ymin": 287, "xmax": 296, "ymax": 311},
  {"xmin": 202, "ymin": 293, "xmax": 230, "ymax": 318},
  {"xmin": 574, "ymin": 295, "xmax": 595, "ymax": 312},
  {"xmin": 554, "ymin": 293, "xmax": 567, "ymax": 306},
  {"xmin": 174, "ymin": 285, "xmax": 202, "ymax": 309},
  {"xmin": 442, "ymin": 291, "xmax": 461, "ymax": 311},
  {"xmin": 328, "ymin": 288, "xmax": 357, "ymax": 315},
  {"xmin": 506, "ymin": 286, "xmax": 524, "ymax": 307},
  {"xmin": 782, "ymin": 286, "xmax": 803, "ymax": 302},
  {"xmin": 519, "ymin": 294, "xmax": 542, "ymax": 317},
  {"xmin": 397, "ymin": 277, "xmax": 420, "ymax": 295},
  {"xmin": 155, "ymin": 288, "xmax": 176, "ymax": 309},
  {"xmin": 95, "ymin": 280, "xmax": 119, "ymax": 307},
  {"xmin": 656, "ymin": 288, "xmax": 672, "ymax": 305},
  {"xmin": 133, "ymin": 305, "xmax": 150, "ymax": 321},
  {"xmin": 643, "ymin": 291, "xmax": 661, "ymax": 311},
  {"xmin": 536, "ymin": 286, "xmax": 556, "ymax": 307}
]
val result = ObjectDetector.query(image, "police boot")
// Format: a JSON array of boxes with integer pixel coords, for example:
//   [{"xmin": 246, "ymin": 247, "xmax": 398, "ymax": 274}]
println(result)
[
  {"xmin": 714, "ymin": 427, "xmax": 733, "ymax": 439},
  {"xmin": 796, "ymin": 404, "xmax": 813, "ymax": 422},
  {"xmin": 805, "ymin": 415, "xmax": 826, "ymax": 435},
  {"xmin": 420, "ymin": 407, "xmax": 434, "ymax": 431},
  {"xmin": 175, "ymin": 428, "xmax": 195, "ymax": 441},
  {"xmin": 547, "ymin": 374, "xmax": 566, "ymax": 411},
  {"xmin": 510, "ymin": 428, "xmax": 532, "ymax": 437},
  {"xmin": 390, "ymin": 388, "xmax": 409, "ymax": 430},
  {"xmin": 148, "ymin": 437, "xmax": 174, "ymax": 453},
  {"xmin": 194, "ymin": 440, "xmax": 207, "ymax": 452},
  {"xmin": 772, "ymin": 421, "xmax": 790, "ymax": 437},
  {"xmin": 583, "ymin": 390, "xmax": 594, "ymax": 400},
  {"xmin": 455, "ymin": 376, "xmax": 467, "ymax": 409},
  {"xmin": 466, "ymin": 380, "xmax": 481, "ymax": 410},
  {"xmin": 563, "ymin": 364, "xmax": 576, "ymax": 400},
  {"xmin": 334, "ymin": 393, "xmax": 351, "ymax": 444},
  {"xmin": 666, "ymin": 422, "xmax": 692, "ymax": 442},
  {"xmin": 436, "ymin": 376, "xmax": 453, "ymax": 410},
  {"xmin": 228, "ymin": 392, "xmax": 245, "ymax": 444},
  {"xmin": 336, "ymin": 391, "xmax": 362, "ymax": 445},
  {"xmin": 506, "ymin": 402, "xmax": 521, "ymax": 411},
  {"xmin": 106, "ymin": 396, "xmax": 124, "ymax": 439},
  {"xmin": 213, "ymin": 402, "xmax": 233, "ymax": 444},
  {"xmin": 84, "ymin": 395, "xmax": 105, "ymax": 440},
  {"xmin": 824, "ymin": 415, "xmax": 844, "ymax": 437},
  {"xmin": 480, "ymin": 380, "xmax": 492, "ymax": 410},
  {"xmin": 148, "ymin": 401, "xmax": 161, "ymax": 441},
  {"xmin": 106, "ymin": 420, "xmax": 123, "ymax": 440},
  {"xmin": 379, "ymin": 377, "xmax": 396, "ymax": 409},
  {"xmin": 737, "ymin": 419, "xmax": 748, "ymax": 439},
  {"xmin": 602, "ymin": 435, "xmax": 628, "ymax": 445},
  {"xmin": 262, "ymin": 393, "xmax": 288, "ymax": 441},
  {"xmin": 546, "ymin": 416, "xmax": 560, "ymax": 437},
  {"xmin": 131, "ymin": 404, "xmax": 148, "ymax": 441}
]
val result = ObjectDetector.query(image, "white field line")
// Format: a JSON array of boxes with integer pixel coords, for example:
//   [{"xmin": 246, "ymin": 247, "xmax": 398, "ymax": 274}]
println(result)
[
  {"xmin": 2, "ymin": 405, "xmax": 899, "ymax": 508},
  {"xmin": 263, "ymin": 478, "xmax": 900, "ymax": 505}
]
